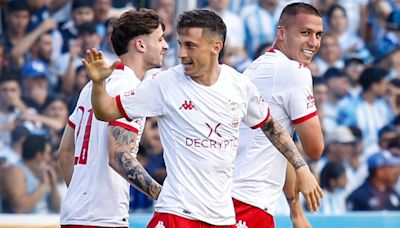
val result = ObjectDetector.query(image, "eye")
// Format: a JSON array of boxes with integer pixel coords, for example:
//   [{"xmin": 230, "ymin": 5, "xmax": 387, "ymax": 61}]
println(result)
[{"xmin": 301, "ymin": 31, "xmax": 310, "ymax": 36}]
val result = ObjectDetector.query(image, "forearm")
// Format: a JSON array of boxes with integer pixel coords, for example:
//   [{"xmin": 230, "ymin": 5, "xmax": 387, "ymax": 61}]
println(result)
[
  {"xmin": 108, "ymin": 126, "xmax": 162, "ymax": 199},
  {"xmin": 58, "ymin": 125, "xmax": 75, "ymax": 187},
  {"xmin": 49, "ymin": 187, "xmax": 61, "ymax": 212},
  {"xmin": 11, "ymin": 185, "xmax": 47, "ymax": 213},
  {"xmin": 91, "ymin": 80, "xmax": 120, "ymax": 121},
  {"xmin": 10, "ymin": 28, "xmax": 43, "ymax": 60},
  {"xmin": 61, "ymin": 57, "xmax": 77, "ymax": 94},
  {"xmin": 112, "ymin": 150, "xmax": 162, "ymax": 199},
  {"xmin": 261, "ymin": 117, "xmax": 307, "ymax": 170}
]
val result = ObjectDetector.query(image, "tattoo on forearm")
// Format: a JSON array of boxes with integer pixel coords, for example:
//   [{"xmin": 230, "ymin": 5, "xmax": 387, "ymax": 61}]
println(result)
[
  {"xmin": 111, "ymin": 126, "xmax": 162, "ymax": 199},
  {"xmin": 261, "ymin": 117, "xmax": 307, "ymax": 170}
]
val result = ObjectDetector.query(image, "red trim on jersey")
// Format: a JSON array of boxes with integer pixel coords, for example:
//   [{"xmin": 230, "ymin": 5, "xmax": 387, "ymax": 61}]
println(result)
[
  {"xmin": 292, "ymin": 111, "xmax": 318, "ymax": 124},
  {"xmin": 109, "ymin": 121, "xmax": 139, "ymax": 133},
  {"xmin": 233, "ymin": 198, "xmax": 275, "ymax": 228},
  {"xmin": 61, "ymin": 225, "xmax": 128, "ymax": 228},
  {"xmin": 74, "ymin": 157, "xmax": 78, "ymax": 165},
  {"xmin": 251, "ymin": 108, "xmax": 271, "ymax": 129},
  {"xmin": 116, "ymin": 95, "xmax": 132, "ymax": 121},
  {"xmin": 115, "ymin": 64, "xmax": 124, "ymax": 70},
  {"xmin": 68, "ymin": 119, "xmax": 76, "ymax": 129},
  {"xmin": 267, "ymin": 48, "xmax": 275, "ymax": 53}
]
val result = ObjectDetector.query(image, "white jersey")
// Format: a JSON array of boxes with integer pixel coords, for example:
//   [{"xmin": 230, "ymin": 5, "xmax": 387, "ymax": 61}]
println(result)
[
  {"xmin": 117, "ymin": 64, "xmax": 269, "ymax": 225},
  {"xmin": 60, "ymin": 65, "xmax": 145, "ymax": 226},
  {"xmin": 233, "ymin": 48, "xmax": 317, "ymax": 216}
]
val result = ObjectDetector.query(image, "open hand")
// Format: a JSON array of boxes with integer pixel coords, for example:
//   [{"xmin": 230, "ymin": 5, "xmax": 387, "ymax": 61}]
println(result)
[
  {"xmin": 295, "ymin": 166, "xmax": 323, "ymax": 212},
  {"xmin": 82, "ymin": 48, "xmax": 121, "ymax": 83}
]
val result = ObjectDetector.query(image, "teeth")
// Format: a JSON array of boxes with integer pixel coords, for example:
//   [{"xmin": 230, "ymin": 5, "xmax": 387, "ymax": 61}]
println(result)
[{"xmin": 302, "ymin": 49, "xmax": 313, "ymax": 56}]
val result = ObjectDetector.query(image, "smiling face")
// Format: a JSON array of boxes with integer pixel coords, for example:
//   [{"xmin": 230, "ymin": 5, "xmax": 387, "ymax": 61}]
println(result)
[
  {"xmin": 277, "ymin": 13, "xmax": 323, "ymax": 64},
  {"xmin": 177, "ymin": 27, "xmax": 221, "ymax": 78},
  {"xmin": 141, "ymin": 24, "xmax": 169, "ymax": 69}
]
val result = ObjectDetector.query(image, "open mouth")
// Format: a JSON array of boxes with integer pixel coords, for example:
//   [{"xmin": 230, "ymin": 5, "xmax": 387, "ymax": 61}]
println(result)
[{"xmin": 301, "ymin": 49, "xmax": 314, "ymax": 57}]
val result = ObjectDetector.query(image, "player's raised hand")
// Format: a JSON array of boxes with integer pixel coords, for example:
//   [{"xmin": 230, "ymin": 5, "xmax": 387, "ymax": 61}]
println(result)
[
  {"xmin": 82, "ymin": 48, "xmax": 121, "ymax": 83},
  {"xmin": 295, "ymin": 166, "xmax": 323, "ymax": 212}
]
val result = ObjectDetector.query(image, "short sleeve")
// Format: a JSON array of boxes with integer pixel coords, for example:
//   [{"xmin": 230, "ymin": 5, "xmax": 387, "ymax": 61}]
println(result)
[
  {"xmin": 242, "ymin": 80, "xmax": 270, "ymax": 129},
  {"xmin": 284, "ymin": 66, "xmax": 317, "ymax": 124},
  {"xmin": 117, "ymin": 76, "xmax": 166, "ymax": 121}
]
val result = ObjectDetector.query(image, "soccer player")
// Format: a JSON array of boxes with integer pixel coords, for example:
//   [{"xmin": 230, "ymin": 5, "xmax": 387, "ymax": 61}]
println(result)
[
  {"xmin": 58, "ymin": 9, "xmax": 168, "ymax": 228},
  {"xmin": 232, "ymin": 3, "xmax": 324, "ymax": 228},
  {"xmin": 83, "ymin": 9, "xmax": 322, "ymax": 228}
]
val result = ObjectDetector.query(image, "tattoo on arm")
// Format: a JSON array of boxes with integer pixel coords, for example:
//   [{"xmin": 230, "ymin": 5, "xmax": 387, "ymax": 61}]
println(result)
[
  {"xmin": 110, "ymin": 126, "xmax": 162, "ymax": 199},
  {"xmin": 261, "ymin": 117, "xmax": 307, "ymax": 170}
]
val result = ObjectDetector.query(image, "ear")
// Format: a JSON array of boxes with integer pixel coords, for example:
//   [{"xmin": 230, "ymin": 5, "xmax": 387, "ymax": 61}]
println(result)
[
  {"xmin": 277, "ymin": 26, "xmax": 285, "ymax": 41},
  {"xmin": 213, "ymin": 40, "xmax": 224, "ymax": 55},
  {"xmin": 135, "ymin": 39, "xmax": 146, "ymax": 53}
]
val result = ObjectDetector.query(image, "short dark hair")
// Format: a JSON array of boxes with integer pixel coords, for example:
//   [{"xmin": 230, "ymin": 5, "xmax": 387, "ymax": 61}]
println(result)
[
  {"xmin": 320, "ymin": 161, "xmax": 346, "ymax": 189},
  {"xmin": 22, "ymin": 135, "xmax": 48, "ymax": 160},
  {"xmin": 0, "ymin": 74, "xmax": 19, "ymax": 86},
  {"xmin": 111, "ymin": 9, "xmax": 165, "ymax": 56},
  {"xmin": 324, "ymin": 67, "xmax": 347, "ymax": 81},
  {"xmin": 177, "ymin": 9, "xmax": 227, "ymax": 45},
  {"xmin": 7, "ymin": 0, "xmax": 29, "ymax": 13},
  {"xmin": 77, "ymin": 22, "xmax": 97, "ymax": 36},
  {"xmin": 327, "ymin": 4, "xmax": 347, "ymax": 24},
  {"xmin": 358, "ymin": 67, "xmax": 388, "ymax": 91},
  {"xmin": 278, "ymin": 2, "xmax": 322, "ymax": 27}
]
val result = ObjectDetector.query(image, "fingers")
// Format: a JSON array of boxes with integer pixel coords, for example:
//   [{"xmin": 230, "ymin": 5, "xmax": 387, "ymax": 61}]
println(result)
[
  {"xmin": 110, "ymin": 59, "xmax": 122, "ymax": 71},
  {"xmin": 303, "ymin": 186, "xmax": 322, "ymax": 212}
]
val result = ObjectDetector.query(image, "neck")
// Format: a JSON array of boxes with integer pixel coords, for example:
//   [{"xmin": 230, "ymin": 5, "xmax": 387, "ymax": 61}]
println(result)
[
  {"xmin": 191, "ymin": 64, "xmax": 221, "ymax": 86},
  {"xmin": 362, "ymin": 91, "xmax": 376, "ymax": 104},
  {"xmin": 119, "ymin": 55, "xmax": 147, "ymax": 81},
  {"xmin": 24, "ymin": 160, "xmax": 39, "ymax": 175},
  {"xmin": 369, "ymin": 177, "xmax": 387, "ymax": 191}
]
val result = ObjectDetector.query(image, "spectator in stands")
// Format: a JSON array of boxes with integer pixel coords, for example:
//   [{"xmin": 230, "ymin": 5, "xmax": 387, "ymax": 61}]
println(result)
[
  {"xmin": 21, "ymin": 60, "xmax": 52, "ymax": 114},
  {"xmin": 93, "ymin": 0, "xmax": 113, "ymax": 38},
  {"xmin": 58, "ymin": 0, "xmax": 94, "ymax": 53},
  {"xmin": 25, "ymin": 0, "xmax": 70, "ymax": 32},
  {"xmin": 346, "ymin": 150, "xmax": 400, "ymax": 211},
  {"xmin": 241, "ymin": 0, "xmax": 284, "ymax": 58},
  {"xmin": 0, "ymin": 75, "xmax": 28, "ymax": 150},
  {"xmin": 378, "ymin": 125, "xmax": 398, "ymax": 150},
  {"xmin": 319, "ymin": 161, "xmax": 347, "ymax": 214},
  {"xmin": 313, "ymin": 77, "xmax": 328, "ymax": 126},
  {"xmin": 346, "ymin": 126, "xmax": 368, "ymax": 193},
  {"xmin": 326, "ymin": 4, "xmax": 367, "ymax": 58},
  {"xmin": 22, "ymin": 96, "xmax": 69, "ymax": 151},
  {"xmin": 322, "ymin": 68, "xmax": 350, "ymax": 132},
  {"xmin": 338, "ymin": 67, "xmax": 393, "ymax": 157},
  {"xmin": 28, "ymin": 32, "xmax": 59, "ymax": 93},
  {"xmin": 58, "ymin": 22, "xmax": 101, "ymax": 95},
  {"xmin": 0, "ymin": 126, "xmax": 31, "ymax": 165},
  {"xmin": 153, "ymin": 0, "xmax": 178, "ymax": 68},
  {"xmin": 344, "ymin": 57, "xmax": 365, "ymax": 99},
  {"xmin": 313, "ymin": 32, "xmax": 344, "ymax": 76},
  {"xmin": 65, "ymin": 65, "xmax": 90, "ymax": 111},
  {"xmin": 1, "ymin": 134, "xmax": 60, "ymax": 213}
]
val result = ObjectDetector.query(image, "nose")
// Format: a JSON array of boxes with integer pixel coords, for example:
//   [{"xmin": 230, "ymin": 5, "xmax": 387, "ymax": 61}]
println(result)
[
  {"xmin": 308, "ymin": 34, "xmax": 319, "ymax": 48},
  {"xmin": 163, "ymin": 40, "xmax": 169, "ymax": 51},
  {"xmin": 179, "ymin": 47, "xmax": 187, "ymax": 59}
]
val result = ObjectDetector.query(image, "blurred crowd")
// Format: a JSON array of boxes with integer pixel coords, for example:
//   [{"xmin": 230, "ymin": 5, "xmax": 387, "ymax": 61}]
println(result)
[{"xmin": 0, "ymin": 0, "xmax": 400, "ymax": 216}]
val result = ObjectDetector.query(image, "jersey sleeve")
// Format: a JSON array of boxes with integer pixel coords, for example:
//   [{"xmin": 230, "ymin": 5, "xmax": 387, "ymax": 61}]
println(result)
[
  {"xmin": 107, "ymin": 76, "xmax": 145, "ymax": 134},
  {"xmin": 242, "ymin": 80, "xmax": 270, "ymax": 129},
  {"xmin": 116, "ymin": 76, "xmax": 166, "ymax": 121},
  {"xmin": 282, "ymin": 66, "xmax": 317, "ymax": 124}
]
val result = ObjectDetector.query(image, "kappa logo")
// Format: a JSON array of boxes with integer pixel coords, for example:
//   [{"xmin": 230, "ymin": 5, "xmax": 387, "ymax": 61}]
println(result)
[
  {"xmin": 236, "ymin": 220, "xmax": 248, "ymax": 228},
  {"xmin": 179, "ymin": 100, "xmax": 197, "ymax": 110},
  {"xmin": 155, "ymin": 221, "xmax": 165, "ymax": 228},
  {"xmin": 206, "ymin": 123, "xmax": 222, "ymax": 137}
]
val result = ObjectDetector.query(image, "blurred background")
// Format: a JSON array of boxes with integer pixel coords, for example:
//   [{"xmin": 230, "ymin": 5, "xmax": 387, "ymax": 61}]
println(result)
[{"xmin": 0, "ymin": 0, "xmax": 400, "ymax": 227}]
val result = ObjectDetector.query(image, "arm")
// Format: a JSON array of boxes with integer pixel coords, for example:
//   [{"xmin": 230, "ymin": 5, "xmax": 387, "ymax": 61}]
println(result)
[
  {"xmin": 294, "ymin": 115, "xmax": 324, "ymax": 160},
  {"xmin": 10, "ymin": 20, "xmax": 56, "ymax": 61},
  {"xmin": 48, "ymin": 0, "xmax": 70, "ymax": 13},
  {"xmin": 284, "ymin": 164, "xmax": 311, "ymax": 228},
  {"xmin": 108, "ymin": 125, "xmax": 162, "ymax": 199},
  {"xmin": 23, "ymin": 113, "xmax": 66, "ymax": 131},
  {"xmin": 58, "ymin": 124, "xmax": 75, "ymax": 187},
  {"xmin": 261, "ymin": 116, "xmax": 322, "ymax": 212},
  {"xmin": 4, "ymin": 167, "xmax": 49, "ymax": 213},
  {"xmin": 82, "ymin": 48, "xmax": 122, "ymax": 121}
]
